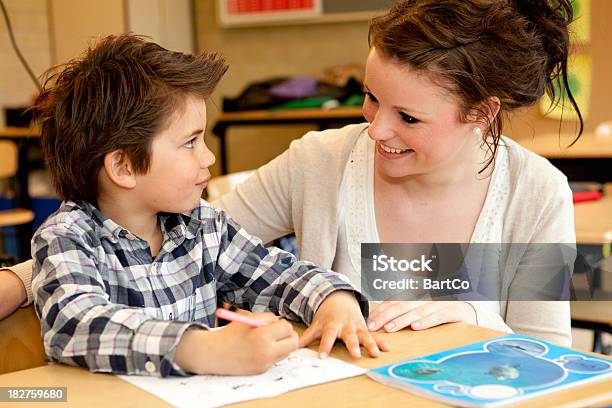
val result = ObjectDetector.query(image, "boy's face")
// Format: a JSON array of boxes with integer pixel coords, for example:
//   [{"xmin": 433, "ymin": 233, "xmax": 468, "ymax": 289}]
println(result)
[{"xmin": 134, "ymin": 95, "xmax": 215, "ymax": 213}]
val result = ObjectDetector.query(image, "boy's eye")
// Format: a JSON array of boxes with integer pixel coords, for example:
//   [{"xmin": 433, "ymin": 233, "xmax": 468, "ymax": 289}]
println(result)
[
  {"xmin": 184, "ymin": 138, "xmax": 197, "ymax": 149},
  {"xmin": 364, "ymin": 91, "xmax": 378, "ymax": 103},
  {"xmin": 400, "ymin": 112, "xmax": 419, "ymax": 124}
]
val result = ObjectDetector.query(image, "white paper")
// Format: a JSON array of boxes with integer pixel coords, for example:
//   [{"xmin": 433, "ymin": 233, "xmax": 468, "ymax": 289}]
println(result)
[{"xmin": 118, "ymin": 348, "xmax": 366, "ymax": 407}]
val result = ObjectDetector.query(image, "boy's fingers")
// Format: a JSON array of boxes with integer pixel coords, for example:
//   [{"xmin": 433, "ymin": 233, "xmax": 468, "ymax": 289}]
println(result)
[
  {"xmin": 298, "ymin": 324, "xmax": 319, "ymax": 348},
  {"xmin": 254, "ymin": 312, "xmax": 280, "ymax": 324},
  {"xmin": 341, "ymin": 329, "xmax": 362, "ymax": 358},
  {"xmin": 318, "ymin": 327, "xmax": 339, "ymax": 359},
  {"xmin": 273, "ymin": 332, "xmax": 299, "ymax": 359},
  {"xmin": 358, "ymin": 331, "xmax": 380, "ymax": 358},
  {"xmin": 374, "ymin": 334, "xmax": 391, "ymax": 352},
  {"xmin": 261, "ymin": 319, "xmax": 296, "ymax": 340}
]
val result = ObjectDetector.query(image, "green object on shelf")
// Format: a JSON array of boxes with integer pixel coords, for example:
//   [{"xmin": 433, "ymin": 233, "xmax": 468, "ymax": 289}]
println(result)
[
  {"xmin": 269, "ymin": 96, "xmax": 334, "ymax": 110},
  {"xmin": 342, "ymin": 94, "xmax": 365, "ymax": 106}
]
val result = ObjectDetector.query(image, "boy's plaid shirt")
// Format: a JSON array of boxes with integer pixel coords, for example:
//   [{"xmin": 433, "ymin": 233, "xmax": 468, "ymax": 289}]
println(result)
[{"xmin": 32, "ymin": 200, "xmax": 365, "ymax": 377}]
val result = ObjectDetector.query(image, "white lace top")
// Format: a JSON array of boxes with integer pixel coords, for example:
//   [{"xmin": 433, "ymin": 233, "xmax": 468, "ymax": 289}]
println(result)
[{"xmin": 332, "ymin": 131, "xmax": 511, "ymax": 290}]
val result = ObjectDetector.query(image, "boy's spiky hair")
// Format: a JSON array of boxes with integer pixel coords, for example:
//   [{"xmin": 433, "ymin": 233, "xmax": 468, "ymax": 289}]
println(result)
[{"xmin": 32, "ymin": 33, "xmax": 228, "ymax": 203}]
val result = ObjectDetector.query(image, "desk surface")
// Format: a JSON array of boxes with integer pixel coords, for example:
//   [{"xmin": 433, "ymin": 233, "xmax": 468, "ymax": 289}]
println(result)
[
  {"xmin": 574, "ymin": 183, "xmax": 612, "ymax": 243},
  {"xmin": 1, "ymin": 323, "xmax": 610, "ymax": 407},
  {"xmin": 571, "ymin": 301, "xmax": 612, "ymax": 326},
  {"xmin": 215, "ymin": 107, "xmax": 364, "ymax": 123},
  {"xmin": 0, "ymin": 126, "xmax": 40, "ymax": 139},
  {"xmin": 512, "ymin": 133, "xmax": 612, "ymax": 158}
]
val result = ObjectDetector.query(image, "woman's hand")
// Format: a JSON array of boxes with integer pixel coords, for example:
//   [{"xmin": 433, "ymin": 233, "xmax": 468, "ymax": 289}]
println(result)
[
  {"xmin": 367, "ymin": 301, "xmax": 477, "ymax": 332},
  {"xmin": 299, "ymin": 291, "xmax": 389, "ymax": 359}
]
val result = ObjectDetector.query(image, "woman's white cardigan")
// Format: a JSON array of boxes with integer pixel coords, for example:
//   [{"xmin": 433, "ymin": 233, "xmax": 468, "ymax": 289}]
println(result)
[{"xmin": 214, "ymin": 123, "xmax": 574, "ymax": 346}]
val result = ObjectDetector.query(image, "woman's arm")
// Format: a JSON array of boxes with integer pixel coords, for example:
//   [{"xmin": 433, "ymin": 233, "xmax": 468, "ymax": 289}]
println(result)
[
  {"xmin": 0, "ymin": 268, "xmax": 27, "ymax": 320},
  {"xmin": 503, "ymin": 181, "xmax": 575, "ymax": 347},
  {"xmin": 211, "ymin": 147, "xmax": 294, "ymax": 244},
  {"xmin": 0, "ymin": 259, "xmax": 33, "ymax": 320}
]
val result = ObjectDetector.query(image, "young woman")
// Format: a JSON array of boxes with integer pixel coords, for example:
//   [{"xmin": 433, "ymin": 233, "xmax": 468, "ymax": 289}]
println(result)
[{"xmin": 215, "ymin": 0, "xmax": 581, "ymax": 346}]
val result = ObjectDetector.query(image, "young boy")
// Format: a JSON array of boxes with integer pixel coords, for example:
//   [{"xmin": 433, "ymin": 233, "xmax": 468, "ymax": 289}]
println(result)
[{"xmin": 30, "ymin": 34, "xmax": 385, "ymax": 377}]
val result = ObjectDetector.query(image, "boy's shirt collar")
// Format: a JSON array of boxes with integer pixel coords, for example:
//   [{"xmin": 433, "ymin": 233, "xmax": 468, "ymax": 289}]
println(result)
[{"xmin": 71, "ymin": 201, "xmax": 200, "ymax": 247}]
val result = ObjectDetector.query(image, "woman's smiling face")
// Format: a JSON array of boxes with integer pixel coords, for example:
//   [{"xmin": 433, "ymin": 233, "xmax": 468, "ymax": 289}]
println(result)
[{"xmin": 362, "ymin": 47, "xmax": 480, "ymax": 180}]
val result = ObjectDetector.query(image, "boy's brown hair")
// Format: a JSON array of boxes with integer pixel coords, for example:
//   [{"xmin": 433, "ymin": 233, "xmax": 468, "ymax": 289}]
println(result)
[{"xmin": 32, "ymin": 33, "xmax": 228, "ymax": 203}]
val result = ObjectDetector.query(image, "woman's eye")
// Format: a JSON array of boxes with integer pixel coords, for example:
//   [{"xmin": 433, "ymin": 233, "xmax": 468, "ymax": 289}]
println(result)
[
  {"xmin": 400, "ymin": 112, "xmax": 419, "ymax": 124},
  {"xmin": 365, "ymin": 91, "xmax": 378, "ymax": 103}
]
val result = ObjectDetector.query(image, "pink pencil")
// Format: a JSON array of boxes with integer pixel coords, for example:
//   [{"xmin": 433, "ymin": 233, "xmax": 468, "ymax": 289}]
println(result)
[{"xmin": 215, "ymin": 308, "xmax": 266, "ymax": 327}]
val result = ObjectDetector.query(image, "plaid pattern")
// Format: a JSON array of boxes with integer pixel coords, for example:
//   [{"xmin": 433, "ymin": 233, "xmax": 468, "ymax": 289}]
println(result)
[{"xmin": 32, "ymin": 200, "xmax": 363, "ymax": 377}]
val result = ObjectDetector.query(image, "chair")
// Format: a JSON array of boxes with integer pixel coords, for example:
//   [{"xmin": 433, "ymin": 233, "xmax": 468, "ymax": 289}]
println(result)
[
  {"xmin": 207, "ymin": 169, "xmax": 255, "ymax": 201},
  {"xmin": 0, "ymin": 141, "xmax": 34, "ymax": 260},
  {"xmin": 207, "ymin": 169, "xmax": 299, "ymax": 256},
  {"xmin": 0, "ymin": 304, "xmax": 46, "ymax": 374}
]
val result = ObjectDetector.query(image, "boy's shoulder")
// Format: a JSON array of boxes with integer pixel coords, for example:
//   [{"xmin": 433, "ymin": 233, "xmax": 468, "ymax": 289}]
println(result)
[
  {"xmin": 36, "ymin": 201, "xmax": 99, "ymax": 234},
  {"xmin": 33, "ymin": 201, "xmax": 107, "ymax": 246},
  {"xmin": 34, "ymin": 199, "xmax": 227, "ymax": 244}
]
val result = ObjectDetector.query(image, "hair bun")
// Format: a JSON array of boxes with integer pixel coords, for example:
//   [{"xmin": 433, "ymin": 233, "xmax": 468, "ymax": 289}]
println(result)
[{"xmin": 510, "ymin": 0, "xmax": 573, "ymax": 71}]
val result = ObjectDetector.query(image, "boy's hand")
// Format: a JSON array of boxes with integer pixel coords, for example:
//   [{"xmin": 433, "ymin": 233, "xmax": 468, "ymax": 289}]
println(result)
[
  {"xmin": 299, "ymin": 291, "xmax": 389, "ymax": 359},
  {"xmin": 176, "ymin": 313, "xmax": 298, "ymax": 375}
]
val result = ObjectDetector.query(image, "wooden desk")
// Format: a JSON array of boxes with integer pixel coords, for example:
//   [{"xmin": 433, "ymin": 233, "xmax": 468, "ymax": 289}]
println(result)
[
  {"xmin": 212, "ymin": 107, "xmax": 364, "ymax": 174},
  {"xmin": 574, "ymin": 183, "xmax": 612, "ymax": 244},
  {"xmin": 512, "ymin": 133, "xmax": 612, "ymax": 158},
  {"xmin": 572, "ymin": 184, "xmax": 612, "ymax": 351},
  {"xmin": 1, "ymin": 323, "xmax": 610, "ymax": 407},
  {"xmin": 571, "ymin": 301, "xmax": 612, "ymax": 354},
  {"xmin": 0, "ymin": 127, "xmax": 40, "ymax": 261},
  {"xmin": 512, "ymin": 133, "xmax": 612, "ymax": 182}
]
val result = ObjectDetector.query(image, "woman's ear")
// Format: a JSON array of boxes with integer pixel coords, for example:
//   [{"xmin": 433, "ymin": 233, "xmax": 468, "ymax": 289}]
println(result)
[
  {"xmin": 102, "ymin": 150, "xmax": 137, "ymax": 189},
  {"xmin": 468, "ymin": 96, "xmax": 501, "ymax": 128}
]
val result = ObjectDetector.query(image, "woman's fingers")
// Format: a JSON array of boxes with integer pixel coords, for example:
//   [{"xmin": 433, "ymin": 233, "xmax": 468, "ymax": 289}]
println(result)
[
  {"xmin": 411, "ymin": 302, "xmax": 473, "ymax": 330},
  {"xmin": 382, "ymin": 302, "xmax": 471, "ymax": 332},
  {"xmin": 368, "ymin": 301, "xmax": 429, "ymax": 331}
]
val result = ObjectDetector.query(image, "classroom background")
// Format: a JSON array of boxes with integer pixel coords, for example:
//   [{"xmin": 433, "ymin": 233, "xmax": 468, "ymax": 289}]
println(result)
[{"xmin": 0, "ymin": 0, "xmax": 611, "ymax": 355}]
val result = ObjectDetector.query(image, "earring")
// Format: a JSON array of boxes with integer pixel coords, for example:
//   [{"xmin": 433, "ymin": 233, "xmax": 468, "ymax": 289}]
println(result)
[{"xmin": 473, "ymin": 127, "xmax": 482, "ymax": 137}]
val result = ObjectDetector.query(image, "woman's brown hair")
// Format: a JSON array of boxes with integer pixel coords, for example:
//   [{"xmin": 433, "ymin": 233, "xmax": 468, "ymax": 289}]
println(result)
[
  {"xmin": 31, "ymin": 33, "xmax": 228, "ymax": 203},
  {"xmin": 369, "ymin": 0, "xmax": 583, "ymax": 172}
]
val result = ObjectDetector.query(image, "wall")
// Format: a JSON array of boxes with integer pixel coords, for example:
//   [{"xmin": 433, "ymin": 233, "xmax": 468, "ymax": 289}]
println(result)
[
  {"xmin": 126, "ymin": 0, "xmax": 194, "ymax": 54},
  {"xmin": 47, "ymin": 0, "xmax": 126, "ymax": 64},
  {"xmin": 195, "ymin": 0, "xmax": 612, "ymax": 175},
  {"xmin": 195, "ymin": 0, "xmax": 371, "ymax": 174},
  {"xmin": 506, "ymin": 0, "xmax": 612, "ymax": 139},
  {"xmin": 0, "ymin": 0, "xmax": 51, "ymax": 126}
]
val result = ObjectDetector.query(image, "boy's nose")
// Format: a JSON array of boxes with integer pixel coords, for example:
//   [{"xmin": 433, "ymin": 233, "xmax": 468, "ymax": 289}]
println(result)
[{"xmin": 199, "ymin": 144, "xmax": 216, "ymax": 169}]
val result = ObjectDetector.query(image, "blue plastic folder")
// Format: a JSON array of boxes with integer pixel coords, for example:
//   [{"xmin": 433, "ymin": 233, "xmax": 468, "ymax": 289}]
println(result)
[{"xmin": 367, "ymin": 334, "xmax": 612, "ymax": 407}]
